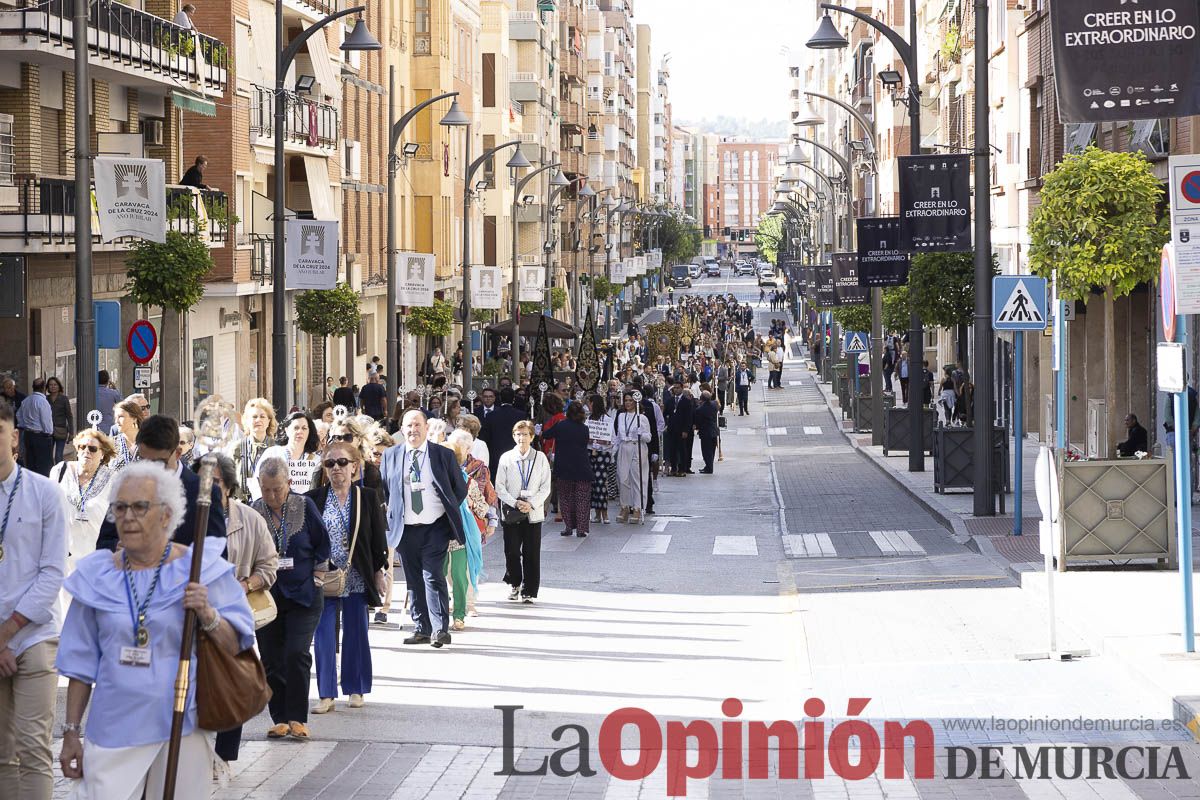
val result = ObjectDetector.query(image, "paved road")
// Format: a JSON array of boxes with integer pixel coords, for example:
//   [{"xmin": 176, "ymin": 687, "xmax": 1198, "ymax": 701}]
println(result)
[{"xmin": 52, "ymin": 275, "xmax": 1200, "ymax": 798}]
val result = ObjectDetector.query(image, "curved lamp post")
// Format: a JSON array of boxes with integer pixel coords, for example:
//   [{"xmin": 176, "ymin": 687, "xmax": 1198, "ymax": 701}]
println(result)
[{"xmin": 511, "ymin": 162, "xmax": 562, "ymax": 383}]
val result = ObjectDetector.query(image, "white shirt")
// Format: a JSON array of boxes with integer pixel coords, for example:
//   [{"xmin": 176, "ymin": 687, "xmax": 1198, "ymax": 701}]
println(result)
[
  {"xmin": 401, "ymin": 441, "xmax": 446, "ymax": 525},
  {"xmin": 470, "ymin": 438, "xmax": 490, "ymax": 468},
  {"xmin": 0, "ymin": 465, "xmax": 67, "ymax": 656},
  {"xmin": 259, "ymin": 445, "xmax": 320, "ymax": 493}
]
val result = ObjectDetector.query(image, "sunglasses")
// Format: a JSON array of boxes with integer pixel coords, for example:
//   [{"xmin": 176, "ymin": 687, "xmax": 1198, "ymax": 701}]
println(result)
[
  {"xmin": 80, "ymin": 444, "xmax": 100, "ymax": 454},
  {"xmin": 327, "ymin": 433, "xmax": 355, "ymax": 442},
  {"xmin": 323, "ymin": 457, "xmax": 353, "ymax": 469}
]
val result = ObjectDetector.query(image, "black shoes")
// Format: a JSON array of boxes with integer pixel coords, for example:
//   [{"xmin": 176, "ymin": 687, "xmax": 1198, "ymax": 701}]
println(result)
[
  {"xmin": 432, "ymin": 632, "xmax": 452, "ymax": 648},
  {"xmin": 699, "ymin": 469, "xmax": 713, "ymax": 474},
  {"xmin": 403, "ymin": 634, "xmax": 431, "ymax": 645},
  {"xmin": 561, "ymin": 530, "xmax": 573, "ymax": 537},
  {"xmin": 576, "ymin": 531, "xmax": 588, "ymax": 538}
]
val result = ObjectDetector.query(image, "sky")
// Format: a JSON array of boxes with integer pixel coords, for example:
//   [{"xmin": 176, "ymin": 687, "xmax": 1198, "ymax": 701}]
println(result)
[{"xmin": 632, "ymin": 0, "xmax": 808, "ymax": 127}]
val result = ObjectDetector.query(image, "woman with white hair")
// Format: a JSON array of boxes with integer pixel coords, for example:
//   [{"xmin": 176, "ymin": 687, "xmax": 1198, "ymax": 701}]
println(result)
[{"xmin": 56, "ymin": 462, "xmax": 255, "ymax": 799}]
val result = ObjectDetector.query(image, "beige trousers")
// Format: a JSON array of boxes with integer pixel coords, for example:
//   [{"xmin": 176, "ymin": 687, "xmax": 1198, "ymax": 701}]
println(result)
[{"xmin": 0, "ymin": 639, "xmax": 59, "ymax": 800}]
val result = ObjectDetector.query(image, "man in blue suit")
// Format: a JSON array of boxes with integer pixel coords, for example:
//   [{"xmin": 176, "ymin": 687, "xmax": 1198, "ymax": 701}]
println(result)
[{"xmin": 381, "ymin": 409, "xmax": 468, "ymax": 647}]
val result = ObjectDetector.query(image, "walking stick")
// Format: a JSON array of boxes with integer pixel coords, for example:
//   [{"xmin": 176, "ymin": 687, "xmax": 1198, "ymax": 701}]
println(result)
[
  {"xmin": 632, "ymin": 391, "xmax": 645, "ymax": 523},
  {"xmin": 163, "ymin": 397, "xmax": 235, "ymax": 800}
]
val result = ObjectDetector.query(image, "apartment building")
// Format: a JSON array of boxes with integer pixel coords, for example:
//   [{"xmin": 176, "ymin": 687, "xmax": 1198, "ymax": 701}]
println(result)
[
  {"xmin": 589, "ymin": 0, "xmax": 634, "ymax": 208},
  {"xmin": 557, "ymin": 0, "xmax": 590, "ymax": 324},
  {"xmin": 716, "ymin": 139, "xmax": 782, "ymax": 257}
]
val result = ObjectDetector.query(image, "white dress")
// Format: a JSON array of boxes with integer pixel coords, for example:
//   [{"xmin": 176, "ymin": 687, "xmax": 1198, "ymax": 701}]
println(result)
[
  {"xmin": 613, "ymin": 412, "xmax": 651, "ymax": 512},
  {"xmin": 258, "ymin": 445, "xmax": 320, "ymax": 493},
  {"xmin": 50, "ymin": 461, "xmax": 113, "ymax": 572}
]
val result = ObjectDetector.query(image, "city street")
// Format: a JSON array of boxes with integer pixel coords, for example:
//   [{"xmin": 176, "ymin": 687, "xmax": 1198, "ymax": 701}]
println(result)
[{"xmin": 45, "ymin": 275, "xmax": 1198, "ymax": 800}]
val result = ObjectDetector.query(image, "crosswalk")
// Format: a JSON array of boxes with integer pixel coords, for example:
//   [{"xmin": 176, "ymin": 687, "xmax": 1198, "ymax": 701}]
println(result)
[
  {"xmin": 784, "ymin": 530, "xmax": 929, "ymax": 559},
  {"xmin": 540, "ymin": 529, "xmax": 927, "ymax": 559}
]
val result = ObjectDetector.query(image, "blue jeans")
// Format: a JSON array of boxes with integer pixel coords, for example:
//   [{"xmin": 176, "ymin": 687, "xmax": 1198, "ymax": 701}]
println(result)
[{"xmin": 314, "ymin": 593, "xmax": 372, "ymax": 698}]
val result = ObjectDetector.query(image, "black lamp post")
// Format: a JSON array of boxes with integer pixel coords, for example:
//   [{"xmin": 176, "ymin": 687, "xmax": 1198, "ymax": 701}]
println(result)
[
  {"xmin": 511, "ymin": 162, "xmax": 562, "ymax": 384},
  {"xmin": 272, "ymin": 4, "xmax": 380, "ymax": 412}
]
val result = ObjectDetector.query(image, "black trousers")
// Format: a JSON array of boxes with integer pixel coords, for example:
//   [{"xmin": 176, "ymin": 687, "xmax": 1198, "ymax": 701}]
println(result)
[
  {"xmin": 700, "ymin": 436, "xmax": 717, "ymax": 472},
  {"xmin": 399, "ymin": 517, "xmax": 453, "ymax": 636},
  {"xmin": 257, "ymin": 591, "xmax": 323, "ymax": 725},
  {"xmin": 736, "ymin": 386, "xmax": 750, "ymax": 415},
  {"xmin": 21, "ymin": 431, "xmax": 52, "ymax": 476},
  {"xmin": 673, "ymin": 432, "xmax": 694, "ymax": 473},
  {"xmin": 503, "ymin": 519, "xmax": 542, "ymax": 597}
]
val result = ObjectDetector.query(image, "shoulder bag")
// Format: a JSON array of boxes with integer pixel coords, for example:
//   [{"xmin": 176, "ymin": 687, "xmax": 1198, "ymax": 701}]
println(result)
[
  {"xmin": 322, "ymin": 487, "xmax": 362, "ymax": 597},
  {"xmin": 246, "ymin": 587, "xmax": 277, "ymax": 629},
  {"xmin": 197, "ymin": 632, "xmax": 272, "ymax": 731}
]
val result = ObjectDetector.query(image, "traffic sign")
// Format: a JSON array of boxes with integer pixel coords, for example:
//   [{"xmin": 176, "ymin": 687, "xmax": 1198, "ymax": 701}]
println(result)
[
  {"xmin": 126, "ymin": 319, "xmax": 157, "ymax": 365},
  {"xmin": 842, "ymin": 331, "xmax": 868, "ymax": 353},
  {"xmin": 1161, "ymin": 244, "xmax": 1178, "ymax": 343},
  {"xmin": 1182, "ymin": 171, "xmax": 1200, "ymax": 205},
  {"xmin": 133, "ymin": 366, "xmax": 151, "ymax": 389},
  {"xmin": 993, "ymin": 276, "xmax": 1048, "ymax": 331}
]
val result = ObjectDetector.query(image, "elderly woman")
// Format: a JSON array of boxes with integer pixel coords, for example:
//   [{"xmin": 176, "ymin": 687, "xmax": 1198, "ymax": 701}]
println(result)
[
  {"xmin": 111, "ymin": 399, "xmax": 143, "ymax": 471},
  {"xmin": 51, "ymin": 429, "xmax": 117, "ymax": 572},
  {"xmin": 260, "ymin": 411, "xmax": 321, "ymax": 493},
  {"xmin": 226, "ymin": 398, "xmax": 276, "ymax": 501},
  {"xmin": 540, "ymin": 401, "xmax": 593, "ymax": 538},
  {"xmin": 456, "ymin": 413, "xmax": 490, "ymax": 468},
  {"xmin": 586, "ymin": 394, "xmax": 617, "ymax": 525},
  {"xmin": 177, "ymin": 425, "xmax": 196, "ymax": 469},
  {"xmin": 205, "ymin": 452, "xmax": 278, "ymax": 764},
  {"xmin": 426, "ymin": 417, "xmax": 449, "ymax": 445},
  {"xmin": 324, "ymin": 416, "xmax": 383, "ymax": 494},
  {"xmin": 56, "ymin": 462, "xmax": 254, "ymax": 799},
  {"xmin": 250, "ymin": 457, "xmax": 330, "ymax": 741},
  {"xmin": 307, "ymin": 441, "xmax": 388, "ymax": 713},
  {"xmin": 450, "ymin": 427, "xmax": 496, "ymax": 619},
  {"xmin": 495, "ymin": 420, "xmax": 552, "ymax": 603},
  {"xmin": 439, "ymin": 435, "xmax": 487, "ymax": 630}
]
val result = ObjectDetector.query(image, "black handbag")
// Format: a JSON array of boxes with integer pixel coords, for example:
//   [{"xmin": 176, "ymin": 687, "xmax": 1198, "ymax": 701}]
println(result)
[
  {"xmin": 502, "ymin": 503, "xmax": 529, "ymax": 526},
  {"xmin": 718, "ymin": 415, "xmax": 727, "ymax": 429}
]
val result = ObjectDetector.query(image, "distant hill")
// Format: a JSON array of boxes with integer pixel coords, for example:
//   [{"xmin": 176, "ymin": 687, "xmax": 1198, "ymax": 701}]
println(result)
[{"xmin": 675, "ymin": 116, "xmax": 789, "ymax": 141}]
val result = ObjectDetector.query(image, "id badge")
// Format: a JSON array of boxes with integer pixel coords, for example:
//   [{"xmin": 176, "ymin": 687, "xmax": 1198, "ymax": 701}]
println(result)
[
  {"xmin": 119, "ymin": 646, "xmax": 151, "ymax": 667},
  {"xmin": 75, "ymin": 508, "xmax": 90, "ymax": 522},
  {"xmin": 278, "ymin": 557, "xmax": 295, "ymax": 570}
]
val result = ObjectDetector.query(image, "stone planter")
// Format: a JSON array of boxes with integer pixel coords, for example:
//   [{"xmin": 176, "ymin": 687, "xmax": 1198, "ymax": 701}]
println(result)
[
  {"xmin": 882, "ymin": 406, "xmax": 934, "ymax": 456},
  {"xmin": 932, "ymin": 426, "xmax": 1010, "ymax": 494},
  {"xmin": 1055, "ymin": 457, "xmax": 1176, "ymax": 570}
]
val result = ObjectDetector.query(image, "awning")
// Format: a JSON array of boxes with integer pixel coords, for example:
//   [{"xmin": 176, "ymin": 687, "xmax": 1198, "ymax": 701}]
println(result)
[
  {"xmin": 303, "ymin": 22, "xmax": 342, "ymax": 99},
  {"xmin": 301, "ymin": 155, "xmax": 338, "ymax": 221},
  {"xmin": 485, "ymin": 315, "xmax": 578, "ymax": 340},
  {"xmin": 171, "ymin": 91, "xmax": 216, "ymax": 116},
  {"xmin": 246, "ymin": 0, "xmax": 276, "ymax": 85}
]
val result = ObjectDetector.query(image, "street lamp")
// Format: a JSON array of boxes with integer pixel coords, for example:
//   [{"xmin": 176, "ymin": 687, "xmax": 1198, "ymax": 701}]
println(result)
[
  {"xmin": 273, "ymin": 5, "xmax": 379, "ymax": 412},
  {"xmin": 809, "ymin": 0, "xmax": 928, "ymax": 475},
  {"xmin": 511, "ymin": 161, "xmax": 562, "ymax": 384}
]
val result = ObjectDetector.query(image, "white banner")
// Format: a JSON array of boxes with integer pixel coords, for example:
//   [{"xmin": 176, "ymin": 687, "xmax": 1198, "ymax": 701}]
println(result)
[
  {"xmin": 471, "ymin": 265, "xmax": 502, "ymax": 310},
  {"xmin": 284, "ymin": 219, "xmax": 339, "ymax": 289},
  {"xmin": 648, "ymin": 250, "xmax": 662, "ymax": 269},
  {"xmin": 611, "ymin": 260, "xmax": 627, "ymax": 283},
  {"xmin": 93, "ymin": 157, "xmax": 166, "ymax": 243},
  {"xmin": 633, "ymin": 255, "xmax": 646, "ymax": 275},
  {"xmin": 519, "ymin": 265, "xmax": 545, "ymax": 303},
  {"xmin": 397, "ymin": 252, "xmax": 436, "ymax": 307}
]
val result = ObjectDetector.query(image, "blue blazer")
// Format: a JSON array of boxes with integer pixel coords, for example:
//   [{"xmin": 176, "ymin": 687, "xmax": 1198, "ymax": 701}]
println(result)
[{"xmin": 380, "ymin": 441, "xmax": 468, "ymax": 545}]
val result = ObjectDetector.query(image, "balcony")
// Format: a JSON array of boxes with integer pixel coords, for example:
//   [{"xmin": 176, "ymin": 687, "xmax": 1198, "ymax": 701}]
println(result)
[
  {"xmin": 510, "ymin": 72, "xmax": 544, "ymax": 104},
  {"xmin": 851, "ymin": 76, "xmax": 875, "ymax": 109},
  {"xmin": 0, "ymin": 176, "xmax": 229, "ymax": 251},
  {"xmin": 560, "ymin": 98, "xmax": 583, "ymax": 131},
  {"xmin": 516, "ymin": 202, "xmax": 543, "ymax": 223},
  {"xmin": 510, "ymin": 11, "xmax": 545, "ymax": 43},
  {"xmin": 250, "ymin": 84, "xmax": 338, "ymax": 151},
  {"xmin": 0, "ymin": 0, "xmax": 228, "ymax": 93}
]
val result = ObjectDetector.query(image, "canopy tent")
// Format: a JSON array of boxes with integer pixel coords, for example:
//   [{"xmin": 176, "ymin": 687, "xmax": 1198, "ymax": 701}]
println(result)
[{"xmin": 485, "ymin": 314, "xmax": 578, "ymax": 340}]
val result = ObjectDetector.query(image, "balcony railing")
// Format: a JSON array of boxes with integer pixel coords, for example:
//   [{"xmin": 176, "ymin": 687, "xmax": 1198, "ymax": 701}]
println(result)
[
  {"xmin": 0, "ymin": 175, "xmax": 228, "ymax": 247},
  {"xmin": 250, "ymin": 84, "xmax": 338, "ymax": 150},
  {"xmin": 0, "ymin": 0, "xmax": 229, "ymax": 92}
]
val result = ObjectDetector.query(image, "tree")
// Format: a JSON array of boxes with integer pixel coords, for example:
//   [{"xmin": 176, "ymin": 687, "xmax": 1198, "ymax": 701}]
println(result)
[
  {"xmin": 755, "ymin": 214, "xmax": 785, "ymax": 265},
  {"xmin": 882, "ymin": 286, "xmax": 911, "ymax": 335},
  {"xmin": 907, "ymin": 251, "xmax": 998, "ymax": 369},
  {"xmin": 830, "ymin": 304, "xmax": 871, "ymax": 333},
  {"xmin": 406, "ymin": 299, "xmax": 455, "ymax": 339},
  {"xmin": 296, "ymin": 283, "xmax": 361, "ymax": 395},
  {"xmin": 1029, "ymin": 145, "xmax": 1168, "ymax": 453},
  {"xmin": 654, "ymin": 208, "xmax": 701, "ymax": 265}
]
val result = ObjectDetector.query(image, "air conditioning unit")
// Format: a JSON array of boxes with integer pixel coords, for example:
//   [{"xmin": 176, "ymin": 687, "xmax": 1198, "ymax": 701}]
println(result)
[{"xmin": 143, "ymin": 119, "xmax": 164, "ymax": 146}]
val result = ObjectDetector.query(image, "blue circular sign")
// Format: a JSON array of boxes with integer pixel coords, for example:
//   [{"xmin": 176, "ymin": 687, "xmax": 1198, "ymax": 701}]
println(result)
[
  {"xmin": 126, "ymin": 319, "xmax": 157, "ymax": 365},
  {"xmin": 1181, "ymin": 171, "xmax": 1200, "ymax": 205}
]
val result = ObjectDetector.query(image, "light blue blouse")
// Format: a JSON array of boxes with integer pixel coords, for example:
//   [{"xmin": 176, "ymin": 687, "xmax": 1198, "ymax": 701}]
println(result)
[{"xmin": 56, "ymin": 544, "xmax": 255, "ymax": 748}]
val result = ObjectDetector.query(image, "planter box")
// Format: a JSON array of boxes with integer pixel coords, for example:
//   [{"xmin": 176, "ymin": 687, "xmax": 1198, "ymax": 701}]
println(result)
[
  {"xmin": 882, "ymin": 406, "xmax": 934, "ymax": 456},
  {"xmin": 853, "ymin": 393, "xmax": 894, "ymax": 432},
  {"xmin": 1055, "ymin": 457, "xmax": 1176, "ymax": 570},
  {"xmin": 932, "ymin": 426, "xmax": 1010, "ymax": 494}
]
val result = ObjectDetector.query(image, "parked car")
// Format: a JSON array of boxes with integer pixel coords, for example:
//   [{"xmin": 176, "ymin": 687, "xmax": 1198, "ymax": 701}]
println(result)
[
  {"xmin": 736, "ymin": 261, "xmax": 756, "ymax": 277},
  {"xmin": 671, "ymin": 264, "xmax": 692, "ymax": 288},
  {"xmin": 687, "ymin": 263, "xmax": 702, "ymax": 279}
]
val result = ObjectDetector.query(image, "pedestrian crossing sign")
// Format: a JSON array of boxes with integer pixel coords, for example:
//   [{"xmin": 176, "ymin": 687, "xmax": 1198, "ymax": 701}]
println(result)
[
  {"xmin": 842, "ymin": 331, "xmax": 868, "ymax": 353},
  {"xmin": 992, "ymin": 275, "xmax": 1048, "ymax": 331}
]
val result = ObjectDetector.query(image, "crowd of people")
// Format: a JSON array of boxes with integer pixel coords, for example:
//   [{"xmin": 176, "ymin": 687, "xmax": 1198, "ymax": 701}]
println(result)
[{"xmin": 0, "ymin": 289, "xmax": 783, "ymax": 798}]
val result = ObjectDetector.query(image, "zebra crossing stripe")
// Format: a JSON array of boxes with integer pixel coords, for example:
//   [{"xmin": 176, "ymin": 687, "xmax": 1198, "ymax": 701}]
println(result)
[
  {"xmin": 768, "ymin": 427, "xmax": 788, "ymax": 435},
  {"xmin": 713, "ymin": 536, "xmax": 758, "ymax": 556},
  {"xmin": 620, "ymin": 534, "xmax": 671, "ymax": 554},
  {"xmin": 803, "ymin": 426, "xmax": 823, "ymax": 435},
  {"xmin": 783, "ymin": 533, "xmax": 837, "ymax": 558},
  {"xmin": 868, "ymin": 530, "xmax": 925, "ymax": 555}
]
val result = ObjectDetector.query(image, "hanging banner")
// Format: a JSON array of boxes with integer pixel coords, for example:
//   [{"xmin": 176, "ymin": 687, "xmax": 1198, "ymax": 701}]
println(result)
[
  {"xmin": 1050, "ymin": 0, "xmax": 1200, "ymax": 123},
  {"xmin": 804, "ymin": 265, "xmax": 819, "ymax": 303},
  {"xmin": 519, "ymin": 265, "xmax": 544, "ymax": 303},
  {"xmin": 396, "ymin": 252, "xmax": 435, "ymax": 307},
  {"xmin": 831, "ymin": 253, "xmax": 870, "ymax": 306},
  {"xmin": 898, "ymin": 154, "xmax": 972, "ymax": 252},
  {"xmin": 471, "ymin": 265, "xmax": 502, "ymax": 310},
  {"xmin": 93, "ymin": 157, "xmax": 167, "ymax": 243},
  {"xmin": 631, "ymin": 255, "xmax": 646, "ymax": 276},
  {"xmin": 856, "ymin": 217, "xmax": 911, "ymax": 287},
  {"xmin": 611, "ymin": 260, "xmax": 627, "ymax": 283},
  {"xmin": 284, "ymin": 219, "xmax": 339, "ymax": 289},
  {"xmin": 815, "ymin": 264, "xmax": 837, "ymax": 307}
]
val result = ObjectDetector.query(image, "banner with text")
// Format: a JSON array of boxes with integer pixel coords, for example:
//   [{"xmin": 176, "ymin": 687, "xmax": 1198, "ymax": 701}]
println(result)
[
  {"xmin": 471, "ymin": 265, "xmax": 503, "ymax": 310},
  {"xmin": 831, "ymin": 253, "xmax": 870, "ymax": 306},
  {"xmin": 815, "ymin": 264, "xmax": 836, "ymax": 307},
  {"xmin": 94, "ymin": 157, "xmax": 167, "ymax": 243},
  {"xmin": 1050, "ymin": 0, "xmax": 1200, "ymax": 123},
  {"xmin": 856, "ymin": 217, "xmax": 911, "ymax": 286},
  {"xmin": 396, "ymin": 252, "xmax": 436, "ymax": 307},
  {"xmin": 284, "ymin": 219, "xmax": 339, "ymax": 289},
  {"xmin": 519, "ymin": 265, "xmax": 545, "ymax": 303},
  {"xmin": 611, "ymin": 260, "xmax": 627, "ymax": 283},
  {"xmin": 898, "ymin": 154, "xmax": 972, "ymax": 252}
]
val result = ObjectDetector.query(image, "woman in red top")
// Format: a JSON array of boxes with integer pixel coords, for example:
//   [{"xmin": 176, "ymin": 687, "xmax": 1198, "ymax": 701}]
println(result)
[{"xmin": 539, "ymin": 393, "xmax": 566, "ymax": 521}]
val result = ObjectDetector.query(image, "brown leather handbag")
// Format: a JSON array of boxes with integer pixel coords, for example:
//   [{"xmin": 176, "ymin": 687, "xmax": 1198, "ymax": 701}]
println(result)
[{"xmin": 196, "ymin": 632, "xmax": 272, "ymax": 731}]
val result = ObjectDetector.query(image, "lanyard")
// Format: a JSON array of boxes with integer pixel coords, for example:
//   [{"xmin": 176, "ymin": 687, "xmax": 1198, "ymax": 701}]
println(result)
[
  {"xmin": 78, "ymin": 466, "xmax": 99, "ymax": 507},
  {"xmin": 623, "ymin": 413, "xmax": 640, "ymax": 438},
  {"xmin": 517, "ymin": 453, "xmax": 535, "ymax": 490},
  {"xmin": 267, "ymin": 500, "xmax": 291, "ymax": 553},
  {"xmin": 121, "ymin": 539, "xmax": 172, "ymax": 647},
  {"xmin": 0, "ymin": 466, "xmax": 23, "ymax": 551}
]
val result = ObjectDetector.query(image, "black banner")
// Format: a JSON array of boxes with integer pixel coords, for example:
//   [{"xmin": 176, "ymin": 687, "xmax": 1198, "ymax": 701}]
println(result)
[
  {"xmin": 1051, "ymin": 0, "xmax": 1200, "ymax": 123},
  {"xmin": 856, "ymin": 217, "xmax": 911, "ymax": 287},
  {"xmin": 898, "ymin": 154, "xmax": 972, "ymax": 253},
  {"xmin": 804, "ymin": 264, "xmax": 819, "ymax": 303},
  {"xmin": 831, "ymin": 253, "xmax": 870, "ymax": 306},
  {"xmin": 815, "ymin": 264, "xmax": 836, "ymax": 307}
]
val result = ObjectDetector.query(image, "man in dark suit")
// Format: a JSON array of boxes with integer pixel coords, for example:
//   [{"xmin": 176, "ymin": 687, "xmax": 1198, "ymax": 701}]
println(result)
[
  {"xmin": 734, "ymin": 361, "xmax": 754, "ymax": 416},
  {"xmin": 665, "ymin": 382, "xmax": 695, "ymax": 476},
  {"xmin": 693, "ymin": 391, "xmax": 720, "ymax": 473},
  {"xmin": 381, "ymin": 410, "xmax": 468, "ymax": 647},
  {"xmin": 660, "ymin": 385, "xmax": 677, "ymax": 476},
  {"xmin": 472, "ymin": 387, "xmax": 497, "ymax": 419},
  {"xmin": 96, "ymin": 415, "xmax": 226, "ymax": 551},
  {"xmin": 479, "ymin": 386, "xmax": 525, "ymax": 477}
]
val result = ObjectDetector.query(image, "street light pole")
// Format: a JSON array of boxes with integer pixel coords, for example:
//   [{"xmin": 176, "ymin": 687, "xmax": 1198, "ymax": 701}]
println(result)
[
  {"xmin": 272, "ymin": 3, "xmax": 378, "ymax": 412},
  {"xmin": 73, "ymin": 2, "xmax": 94, "ymax": 428},
  {"xmin": 511, "ymin": 162, "xmax": 562, "ymax": 384},
  {"xmin": 971, "ymin": 0, "xmax": 995, "ymax": 514}
]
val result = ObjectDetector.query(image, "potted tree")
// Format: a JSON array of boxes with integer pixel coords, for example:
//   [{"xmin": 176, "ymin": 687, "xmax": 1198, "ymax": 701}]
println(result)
[{"xmin": 296, "ymin": 283, "xmax": 361, "ymax": 407}]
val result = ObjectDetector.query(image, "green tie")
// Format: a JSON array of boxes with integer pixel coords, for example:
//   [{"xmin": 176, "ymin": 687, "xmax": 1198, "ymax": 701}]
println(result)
[{"xmin": 409, "ymin": 451, "xmax": 424, "ymax": 514}]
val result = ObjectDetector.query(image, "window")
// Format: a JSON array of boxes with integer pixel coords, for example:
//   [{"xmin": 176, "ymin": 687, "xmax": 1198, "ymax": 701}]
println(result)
[
  {"xmin": 484, "ymin": 215, "xmax": 497, "ymax": 266},
  {"xmin": 482, "ymin": 53, "xmax": 496, "ymax": 107},
  {"xmin": 742, "ymin": 151, "xmax": 750, "ymax": 179},
  {"xmin": 751, "ymin": 151, "xmax": 759, "ymax": 181},
  {"xmin": 0, "ymin": 114, "xmax": 12, "ymax": 186},
  {"xmin": 482, "ymin": 134, "xmax": 495, "ymax": 187},
  {"xmin": 415, "ymin": 0, "xmax": 431, "ymax": 55},
  {"xmin": 344, "ymin": 140, "xmax": 362, "ymax": 181}
]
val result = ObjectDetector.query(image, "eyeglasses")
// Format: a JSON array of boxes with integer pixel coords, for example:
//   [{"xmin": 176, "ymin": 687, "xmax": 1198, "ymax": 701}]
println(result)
[
  {"xmin": 108, "ymin": 500, "xmax": 163, "ymax": 519},
  {"xmin": 80, "ymin": 444, "xmax": 99, "ymax": 454},
  {"xmin": 323, "ymin": 457, "xmax": 353, "ymax": 469},
  {"xmin": 327, "ymin": 433, "xmax": 355, "ymax": 443},
  {"xmin": 139, "ymin": 405, "xmax": 150, "ymax": 413}
]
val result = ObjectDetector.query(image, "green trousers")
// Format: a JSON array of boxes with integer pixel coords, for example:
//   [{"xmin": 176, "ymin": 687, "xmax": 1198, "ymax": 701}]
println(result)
[{"xmin": 444, "ymin": 548, "xmax": 469, "ymax": 622}]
